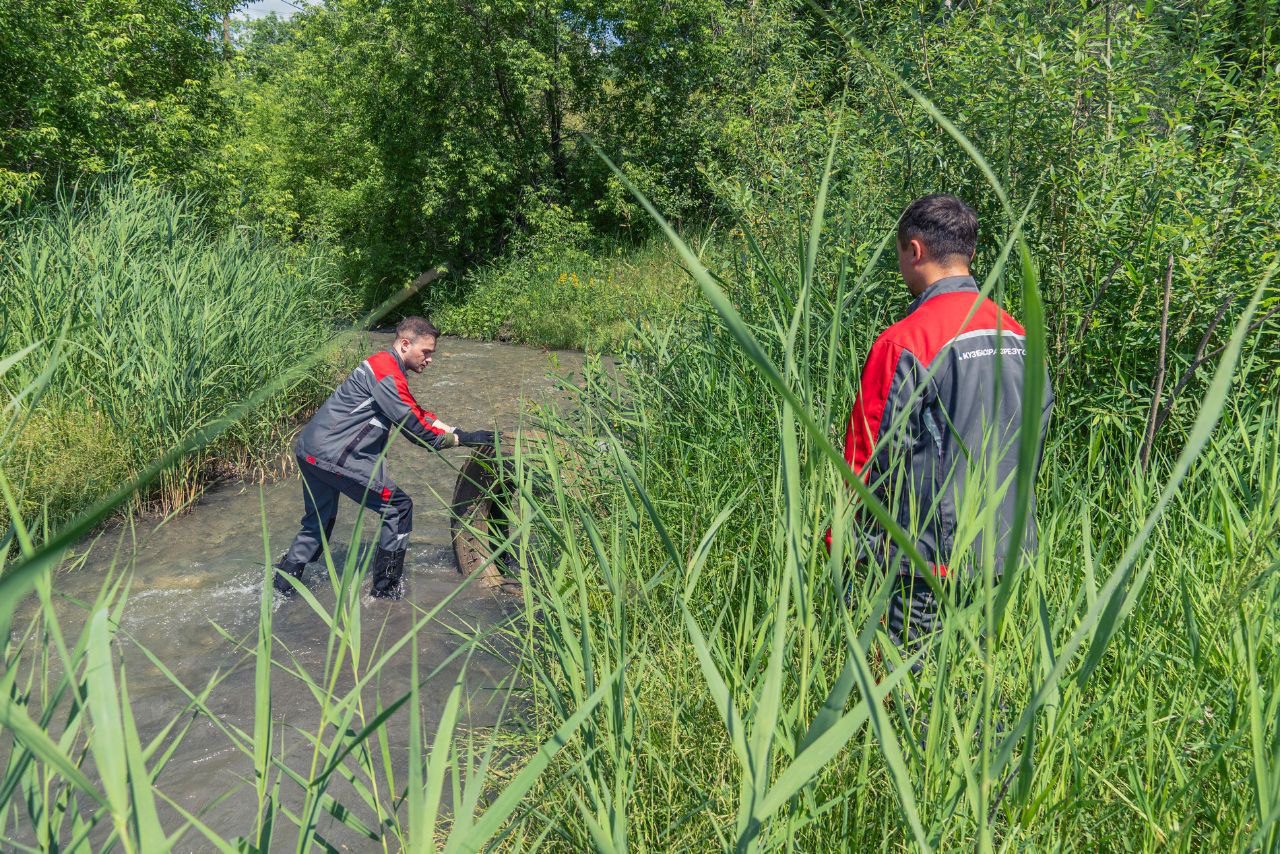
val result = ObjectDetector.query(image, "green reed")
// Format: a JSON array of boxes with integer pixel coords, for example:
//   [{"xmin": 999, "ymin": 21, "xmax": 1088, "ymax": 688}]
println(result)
[
  {"xmin": 492, "ymin": 230, "xmax": 1278, "ymax": 849},
  {"xmin": 0, "ymin": 493, "xmax": 604, "ymax": 851},
  {"xmin": 481, "ymin": 25, "xmax": 1279, "ymax": 847},
  {"xmin": 0, "ymin": 175, "xmax": 355, "ymax": 526},
  {"xmin": 1, "ymin": 28, "xmax": 1277, "ymax": 853}
]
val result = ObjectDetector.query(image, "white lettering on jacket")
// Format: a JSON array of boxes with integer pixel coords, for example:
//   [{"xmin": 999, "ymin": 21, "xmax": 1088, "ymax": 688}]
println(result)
[{"xmin": 958, "ymin": 346, "xmax": 1026, "ymax": 360}]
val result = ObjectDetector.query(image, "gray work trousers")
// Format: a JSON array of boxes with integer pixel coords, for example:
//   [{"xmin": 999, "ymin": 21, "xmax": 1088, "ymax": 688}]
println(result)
[
  {"xmin": 282, "ymin": 456, "xmax": 413, "ymax": 565},
  {"xmin": 886, "ymin": 575, "xmax": 950, "ymax": 674}
]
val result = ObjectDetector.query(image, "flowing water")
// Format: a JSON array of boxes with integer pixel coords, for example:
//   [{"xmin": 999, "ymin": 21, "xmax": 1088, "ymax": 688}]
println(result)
[{"xmin": 8, "ymin": 336, "xmax": 586, "ymax": 850}]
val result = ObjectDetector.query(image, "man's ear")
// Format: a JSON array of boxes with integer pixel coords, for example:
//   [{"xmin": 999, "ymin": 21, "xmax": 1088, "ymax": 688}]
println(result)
[{"xmin": 909, "ymin": 237, "xmax": 926, "ymax": 264}]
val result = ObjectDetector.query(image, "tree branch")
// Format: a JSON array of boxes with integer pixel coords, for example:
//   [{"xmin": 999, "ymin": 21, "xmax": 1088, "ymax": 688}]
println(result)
[{"xmin": 1140, "ymin": 253, "xmax": 1174, "ymax": 471}]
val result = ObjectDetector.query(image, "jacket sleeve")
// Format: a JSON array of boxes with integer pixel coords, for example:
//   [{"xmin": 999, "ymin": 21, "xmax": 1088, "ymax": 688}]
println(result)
[
  {"xmin": 828, "ymin": 336, "xmax": 915, "ymax": 551},
  {"xmin": 845, "ymin": 336, "xmax": 916, "ymax": 487},
  {"xmin": 371, "ymin": 369, "xmax": 459, "ymax": 451}
]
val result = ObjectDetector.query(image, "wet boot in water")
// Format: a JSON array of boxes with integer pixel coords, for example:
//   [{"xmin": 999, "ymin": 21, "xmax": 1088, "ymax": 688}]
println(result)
[
  {"xmin": 370, "ymin": 547, "xmax": 406, "ymax": 599},
  {"xmin": 272, "ymin": 556, "xmax": 306, "ymax": 596}
]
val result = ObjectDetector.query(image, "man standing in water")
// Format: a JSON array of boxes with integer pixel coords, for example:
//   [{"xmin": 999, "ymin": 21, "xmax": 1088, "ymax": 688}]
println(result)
[
  {"xmin": 836, "ymin": 194, "xmax": 1053, "ymax": 663},
  {"xmin": 273, "ymin": 317, "xmax": 497, "ymax": 599}
]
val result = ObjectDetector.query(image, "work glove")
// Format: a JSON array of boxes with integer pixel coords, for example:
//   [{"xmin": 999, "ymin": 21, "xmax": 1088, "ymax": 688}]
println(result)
[{"xmin": 454, "ymin": 429, "xmax": 499, "ymax": 448}]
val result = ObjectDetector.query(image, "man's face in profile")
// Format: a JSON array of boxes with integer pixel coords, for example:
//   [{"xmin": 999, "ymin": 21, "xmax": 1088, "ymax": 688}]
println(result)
[{"xmin": 401, "ymin": 334, "xmax": 436, "ymax": 373}]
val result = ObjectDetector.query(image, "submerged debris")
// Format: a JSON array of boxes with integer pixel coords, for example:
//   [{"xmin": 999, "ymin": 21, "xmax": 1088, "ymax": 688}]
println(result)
[{"xmin": 451, "ymin": 448, "xmax": 523, "ymax": 594}]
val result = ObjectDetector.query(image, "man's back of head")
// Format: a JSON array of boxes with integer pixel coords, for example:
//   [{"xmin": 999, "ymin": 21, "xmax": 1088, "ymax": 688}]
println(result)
[{"xmin": 896, "ymin": 194, "xmax": 978, "ymax": 296}]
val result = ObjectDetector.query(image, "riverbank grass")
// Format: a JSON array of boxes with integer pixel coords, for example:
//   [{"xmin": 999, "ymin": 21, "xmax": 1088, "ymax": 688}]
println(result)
[
  {"xmin": 493, "ymin": 235, "xmax": 1280, "ymax": 850},
  {"xmin": 0, "ymin": 177, "xmax": 358, "ymax": 534},
  {"xmin": 434, "ymin": 235, "xmax": 700, "ymax": 351}
]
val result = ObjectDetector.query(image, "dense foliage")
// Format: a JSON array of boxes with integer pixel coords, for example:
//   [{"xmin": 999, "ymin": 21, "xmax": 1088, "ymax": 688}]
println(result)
[
  {"xmin": 219, "ymin": 0, "xmax": 753, "ymax": 295},
  {"xmin": 0, "ymin": 178, "xmax": 354, "ymax": 529},
  {"xmin": 0, "ymin": 0, "xmax": 237, "ymax": 206},
  {"xmin": 810, "ymin": 1, "xmax": 1280, "ymax": 445},
  {"xmin": 6, "ymin": 2, "xmax": 1277, "ymax": 432},
  {"xmin": 1, "ymin": 0, "xmax": 1278, "ymax": 848},
  {"xmin": 219, "ymin": 0, "xmax": 1279, "ymax": 445}
]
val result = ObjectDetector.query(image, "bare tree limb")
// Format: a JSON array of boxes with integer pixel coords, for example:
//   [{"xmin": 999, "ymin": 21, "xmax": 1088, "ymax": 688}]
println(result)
[
  {"xmin": 1140, "ymin": 253, "xmax": 1174, "ymax": 471},
  {"xmin": 1151, "ymin": 299, "xmax": 1280, "ymax": 439}
]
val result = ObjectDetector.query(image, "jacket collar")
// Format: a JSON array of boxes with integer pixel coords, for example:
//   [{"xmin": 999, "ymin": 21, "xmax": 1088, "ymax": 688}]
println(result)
[
  {"xmin": 387, "ymin": 347, "xmax": 406, "ymax": 369},
  {"xmin": 907, "ymin": 274, "xmax": 978, "ymax": 314}
]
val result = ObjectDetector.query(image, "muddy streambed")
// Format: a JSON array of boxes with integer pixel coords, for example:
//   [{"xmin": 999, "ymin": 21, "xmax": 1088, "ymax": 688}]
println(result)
[{"xmin": 6, "ymin": 336, "xmax": 585, "ymax": 850}]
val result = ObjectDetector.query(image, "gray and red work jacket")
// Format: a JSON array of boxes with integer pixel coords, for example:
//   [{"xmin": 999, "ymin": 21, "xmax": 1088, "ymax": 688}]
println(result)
[
  {"xmin": 295, "ymin": 349, "xmax": 458, "ymax": 496},
  {"xmin": 835, "ymin": 275, "xmax": 1053, "ymax": 577}
]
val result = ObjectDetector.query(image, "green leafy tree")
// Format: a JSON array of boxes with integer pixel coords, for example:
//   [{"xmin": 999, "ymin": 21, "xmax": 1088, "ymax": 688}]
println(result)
[
  {"xmin": 0, "ymin": 0, "xmax": 237, "ymax": 206},
  {"xmin": 224, "ymin": 0, "xmax": 610, "ymax": 299}
]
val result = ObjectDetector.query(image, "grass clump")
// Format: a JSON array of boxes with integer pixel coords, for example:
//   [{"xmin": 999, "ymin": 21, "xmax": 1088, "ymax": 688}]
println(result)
[
  {"xmin": 496, "ymin": 244, "xmax": 1280, "ymax": 850},
  {"xmin": 3, "ymin": 407, "xmax": 133, "ymax": 531},
  {"xmin": 432, "ymin": 199, "xmax": 699, "ymax": 351},
  {"xmin": 0, "ymin": 175, "xmax": 359, "ymax": 533},
  {"xmin": 482, "ymin": 100, "xmax": 1280, "ymax": 849}
]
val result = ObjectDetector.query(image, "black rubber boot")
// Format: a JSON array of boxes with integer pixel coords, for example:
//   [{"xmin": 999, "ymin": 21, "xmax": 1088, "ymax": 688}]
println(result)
[
  {"xmin": 369, "ymin": 547, "xmax": 406, "ymax": 599},
  {"xmin": 272, "ymin": 556, "xmax": 306, "ymax": 596}
]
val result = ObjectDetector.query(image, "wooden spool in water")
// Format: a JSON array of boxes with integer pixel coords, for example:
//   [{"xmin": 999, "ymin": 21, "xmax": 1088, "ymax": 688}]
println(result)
[{"xmin": 450, "ymin": 449, "xmax": 522, "ymax": 594}]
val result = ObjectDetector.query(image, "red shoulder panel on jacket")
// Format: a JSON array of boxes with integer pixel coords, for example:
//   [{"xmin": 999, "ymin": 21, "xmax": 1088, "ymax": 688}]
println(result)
[
  {"xmin": 367, "ymin": 350, "xmax": 444, "ymax": 436},
  {"xmin": 884, "ymin": 293, "xmax": 1026, "ymax": 365},
  {"xmin": 846, "ymin": 336, "xmax": 903, "ymax": 478},
  {"xmin": 366, "ymin": 351, "xmax": 400, "ymax": 380}
]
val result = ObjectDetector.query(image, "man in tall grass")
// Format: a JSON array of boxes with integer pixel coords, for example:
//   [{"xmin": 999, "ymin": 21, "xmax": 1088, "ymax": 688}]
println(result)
[
  {"xmin": 839, "ymin": 194, "xmax": 1053, "ymax": 665},
  {"xmin": 272, "ymin": 317, "xmax": 497, "ymax": 599}
]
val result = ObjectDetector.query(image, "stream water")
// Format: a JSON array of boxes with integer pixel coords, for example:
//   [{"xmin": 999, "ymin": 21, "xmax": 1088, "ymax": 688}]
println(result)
[{"xmin": 9, "ymin": 336, "xmax": 584, "ymax": 850}]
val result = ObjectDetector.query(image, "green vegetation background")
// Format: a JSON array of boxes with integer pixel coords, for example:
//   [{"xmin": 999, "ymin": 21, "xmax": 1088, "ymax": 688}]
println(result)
[
  {"xmin": 2, "ymin": 0, "xmax": 1280, "ymax": 848},
  {"xmin": 4, "ymin": 0, "xmax": 1278, "ymax": 526}
]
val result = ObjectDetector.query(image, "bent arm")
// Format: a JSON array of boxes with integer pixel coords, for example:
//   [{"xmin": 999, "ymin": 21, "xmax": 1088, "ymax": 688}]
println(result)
[
  {"xmin": 829, "ymin": 336, "xmax": 908, "ymax": 550},
  {"xmin": 372, "ymin": 371, "xmax": 460, "ymax": 451},
  {"xmin": 846, "ymin": 337, "xmax": 909, "ymax": 485}
]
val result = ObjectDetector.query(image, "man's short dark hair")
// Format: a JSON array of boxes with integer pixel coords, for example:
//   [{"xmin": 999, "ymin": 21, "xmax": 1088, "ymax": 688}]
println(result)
[
  {"xmin": 897, "ymin": 194, "xmax": 978, "ymax": 262},
  {"xmin": 396, "ymin": 316, "xmax": 440, "ymax": 341}
]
